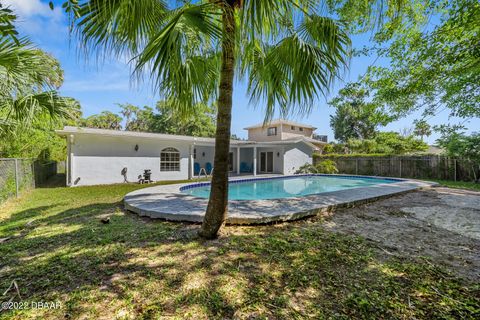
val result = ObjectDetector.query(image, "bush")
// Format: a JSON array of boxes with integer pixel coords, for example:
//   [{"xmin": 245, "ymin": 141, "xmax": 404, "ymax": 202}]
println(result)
[
  {"xmin": 316, "ymin": 160, "xmax": 339, "ymax": 174},
  {"xmin": 295, "ymin": 160, "xmax": 338, "ymax": 174},
  {"xmin": 322, "ymin": 144, "xmax": 334, "ymax": 154}
]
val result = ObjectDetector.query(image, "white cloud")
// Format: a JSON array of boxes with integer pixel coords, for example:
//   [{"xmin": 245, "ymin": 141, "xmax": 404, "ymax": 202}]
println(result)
[
  {"xmin": 3, "ymin": 0, "xmax": 67, "ymax": 42},
  {"xmin": 2, "ymin": 0, "xmax": 59, "ymax": 18}
]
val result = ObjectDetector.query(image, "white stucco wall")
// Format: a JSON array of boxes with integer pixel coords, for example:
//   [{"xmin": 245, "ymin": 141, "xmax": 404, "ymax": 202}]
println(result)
[
  {"xmin": 283, "ymin": 143, "xmax": 313, "ymax": 175},
  {"xmin": 247, "ymin": 127, "xmax": 282, "ymax": 141},
  {"xmin": 281, "ymin": 126, "xmax": 313, "ymax": 139},
  {"xmin": 67, "ymin": 132, "xmax": 315, "ymax": 186},
  {"xmin": 248, "ymin": 125, "xmax": 313, "ymax": 142},
  {"xmin": 70, "ymin": 134, "xmax": 191, "ymax": 186}
]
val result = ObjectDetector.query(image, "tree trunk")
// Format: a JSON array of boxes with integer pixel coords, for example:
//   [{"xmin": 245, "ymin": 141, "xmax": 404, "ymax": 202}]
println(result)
[{"xmin": 199, "ymin": 5, "xmax": 236, "ymax": 239}]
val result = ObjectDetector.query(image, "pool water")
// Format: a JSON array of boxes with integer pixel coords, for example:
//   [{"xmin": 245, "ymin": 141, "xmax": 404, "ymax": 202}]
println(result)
[{"xmin": 181, "ymin": 175, "xmax": 398, "ymax": 200}]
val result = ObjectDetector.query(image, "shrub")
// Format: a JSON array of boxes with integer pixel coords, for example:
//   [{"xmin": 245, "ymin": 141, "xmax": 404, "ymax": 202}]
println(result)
[
  {"xmin": 295, "ymin": 160, "xmax": 338, "ymax": 174},
  {"xmin": 316, "ymin": 160, "xmax": 339, "ymax": 174},
  {"xmin": 322, "ymin": 144, "xmax": 334, "ymax": 154},
  {"xmin": 295, "ymin": 163, "xmax": 318, "ymax": 174}
]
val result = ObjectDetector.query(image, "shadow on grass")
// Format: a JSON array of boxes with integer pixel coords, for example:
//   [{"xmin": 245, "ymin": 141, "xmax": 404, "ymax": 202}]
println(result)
[{"xmin": 0, "ymin": 199, "xmax": 479, "ymax": 319}]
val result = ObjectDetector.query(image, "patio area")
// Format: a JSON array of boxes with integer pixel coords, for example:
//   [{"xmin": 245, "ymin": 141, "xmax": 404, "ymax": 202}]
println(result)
[{"xmin": 192, "ymin": 145, "xmax": 286, "ymax": 178}]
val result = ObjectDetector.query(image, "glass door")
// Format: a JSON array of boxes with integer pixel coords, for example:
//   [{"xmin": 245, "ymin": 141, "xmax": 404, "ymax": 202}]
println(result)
[
  {"xmin": 266, "ymin": 152, "xmax": 273, "ymax": 172},
  {"xmin": 259, "ymin": 151, "xmax": 274, "ymax": 173}
]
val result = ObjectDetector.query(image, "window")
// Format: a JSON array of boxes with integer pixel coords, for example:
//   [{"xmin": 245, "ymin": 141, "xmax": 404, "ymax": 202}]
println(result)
[
  {"xmin": 291, "ymin": 126, "xmax": 295, "ymax": 130},
  {"xmin": 193, "ymin": 148, "xmax": 196, "ymax": 159},
  {"xmin": 299, "ymin": 127, "xmax": 304, "ymax": 132},
  {"xmin": 267, "ymin": 127, "xmax": 277, "ymax": 136},
  {"xmin": 160, "ymin": 147, "xmax": 180, "ymax": 171}
]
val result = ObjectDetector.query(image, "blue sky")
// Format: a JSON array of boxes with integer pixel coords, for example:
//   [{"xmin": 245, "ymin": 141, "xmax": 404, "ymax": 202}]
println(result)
[{"xmin": 5, "ymin": 0, "xmax": 477, "ymax": 144}]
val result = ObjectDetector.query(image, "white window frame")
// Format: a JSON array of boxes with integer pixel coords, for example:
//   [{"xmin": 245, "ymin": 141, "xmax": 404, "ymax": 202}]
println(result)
[
  {"xmin": 267, "ymin": 127, "xmax": 277, "ymax": 136},
  {"xmin": 160, "ymin": 147, "xmax": 180, "ymax": 172}
]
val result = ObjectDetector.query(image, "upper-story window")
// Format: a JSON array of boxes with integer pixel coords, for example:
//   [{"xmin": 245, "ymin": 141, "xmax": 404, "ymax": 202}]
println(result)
[
  {"xmin": 299, "ymin": 127, "xmax": 304, "ymax": 132},
  {"xmin": 267, "ymin": 127, "xmax": 277, "ymax": 136},
  {"xmin": 160, "ymin": 147, "xmax": 180, "ymax": 171},
  {"xmin": 291, "ymin": 126, "xmax": 295, "ymax": 130}
]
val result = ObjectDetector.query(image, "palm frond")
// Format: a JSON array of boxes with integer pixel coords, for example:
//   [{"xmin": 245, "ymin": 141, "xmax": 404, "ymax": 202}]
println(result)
[
  {"xmin": 68, "ymin": 0, "xmax": 168, "ymax": 57},
  {"xmin": 0, "ymin": 6, "xmax": 77, "ymax": 135},
  {"xmin": 246, "ymin": 15, "xmax": 350, "ymax": 121},
  {"xmin": 239, "ymin": 0, "xmax": 318, "ymax": 41},
  {"xmin": 1, "ymin": 91, "xmax": 79, "ymax": 124},
  {"xmin": 0, "ymin": 37, "xmax": 63, "ymax": 97},
  {"xmin": 0, "ymin": 5, "xmax": 18, "ymax": 43},
  {"xmin": 135, "ymin": 3, "xmax": 222, "ymax": 118}
]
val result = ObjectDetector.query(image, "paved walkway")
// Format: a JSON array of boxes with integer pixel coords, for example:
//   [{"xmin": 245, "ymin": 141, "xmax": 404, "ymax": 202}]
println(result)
[{"xmin": 124, "ymin": 175, "xmax": 436, "ymax": 224}]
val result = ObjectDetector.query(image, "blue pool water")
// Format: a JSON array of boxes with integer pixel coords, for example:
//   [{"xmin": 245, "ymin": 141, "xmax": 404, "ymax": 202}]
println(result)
[{"xmin": 181, "ymin": 175, "xmax": 398, "ymax": 200}]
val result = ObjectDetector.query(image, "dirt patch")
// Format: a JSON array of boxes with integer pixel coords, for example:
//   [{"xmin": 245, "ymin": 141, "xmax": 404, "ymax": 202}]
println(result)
[{"xmin": 322, "ymin": 187, "xmax": 480, "ymax": 282}]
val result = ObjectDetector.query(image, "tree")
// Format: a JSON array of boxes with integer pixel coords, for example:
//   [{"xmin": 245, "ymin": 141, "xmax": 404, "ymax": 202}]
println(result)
[
  {"xmin": 81, "ymin": 111, "xmax": 122, "ymax": 130},
  {"xmin": 346, "ymin": 132, "xmax": 428, "ymax": 154},
  {"xmin": 125, "ymin": 106, "xmax": 155, "ymax": 132},
  {"xmin": 413, "ymin": 119, "xmax": 431, "ymax": 141},
  {"xmin": 230, "ymin": 134, "xmax": 243, "ymax": 140},
  {"xmin": 0, "ymin": 103, "xmax": 82, "ymax": 160},
  {"xmin": 0, "ymin": 5, "xmax": 77, "ymax": 135},
  {"xmin": 364, "ymin": 0, "xmax": 480, "ymax": 120},
  {"xmin": 147, "ymin": 101, "xmax": 216, "ymax": 137},
  {"xmin": 62, "ymin": 0, "xmax": 351, "ymax": 238},
  {"xmin": 119, "ymin": 103, "xmax": 139, "ymax": 131},
  {"xmin": 329, "ymin": 82, "xmax": 393, "ymax": 142},
  {"xmin": 437, "ymin": 131, "xmax": 480, "ymax": 182}
]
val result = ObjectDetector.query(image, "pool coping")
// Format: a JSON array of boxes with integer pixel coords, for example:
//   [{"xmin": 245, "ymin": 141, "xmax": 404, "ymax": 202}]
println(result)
[{"xmin": 124, "ymin": 174, "xmax": 438, "ymax": 225}]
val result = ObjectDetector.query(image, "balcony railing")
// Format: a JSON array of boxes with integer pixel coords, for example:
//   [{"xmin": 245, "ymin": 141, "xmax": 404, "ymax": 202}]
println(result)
[{"xmin": 312, "ymin": 134, "xmax": 328, "ymax": 143}]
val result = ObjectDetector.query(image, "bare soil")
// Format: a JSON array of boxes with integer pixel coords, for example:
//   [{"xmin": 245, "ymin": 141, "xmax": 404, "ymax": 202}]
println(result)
[{"xmin": 322, "ymin": 187, "xmax": 480, "ymax": 282}]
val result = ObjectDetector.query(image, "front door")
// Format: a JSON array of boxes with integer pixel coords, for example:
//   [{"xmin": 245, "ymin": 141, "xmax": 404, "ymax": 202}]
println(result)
[{"xmin": 259, "ymin": 151, "xmax": 274, "ymax": 173}]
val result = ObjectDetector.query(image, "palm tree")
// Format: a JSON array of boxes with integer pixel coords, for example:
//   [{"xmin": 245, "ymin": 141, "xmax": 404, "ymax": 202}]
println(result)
[
  {"xmin": 413, "ymin": 119, "xmax": 432, "ymax": 142},
  {"xmin": 0, "ymin": 5, "xmax": 78, "ymax": 134},
  {"xmin": 63, "ymin": 0, "xmax": 350, "ymax": 239}
]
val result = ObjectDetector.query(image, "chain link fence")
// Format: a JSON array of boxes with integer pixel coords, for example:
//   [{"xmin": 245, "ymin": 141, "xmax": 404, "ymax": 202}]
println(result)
[
  {"xmin": 0, "ymin": 159, "xmax": 34, "ymax": 203},
  {"xmin": 0, "ymin": 159, "xmax": 58, "ymax": 204},
  {"xmin": 315, "ymin": 156, "xmax": 478, "ymax": 181}
]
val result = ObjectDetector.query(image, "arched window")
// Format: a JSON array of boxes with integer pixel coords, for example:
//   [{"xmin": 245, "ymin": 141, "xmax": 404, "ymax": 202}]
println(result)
[{"xmin": 160, "ymin": 147, "xmax": 180, "ymax": 171}]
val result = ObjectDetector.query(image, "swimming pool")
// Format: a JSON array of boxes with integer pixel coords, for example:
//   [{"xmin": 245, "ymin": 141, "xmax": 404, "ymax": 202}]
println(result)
[{"xmin": 180, "ymin": 175, "xmax": 400, "ymax": 200}]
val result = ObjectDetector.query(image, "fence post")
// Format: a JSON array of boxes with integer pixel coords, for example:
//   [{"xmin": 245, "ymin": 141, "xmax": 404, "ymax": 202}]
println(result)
[
  {"xmin": 355, "ymin": 159, "xmax": 358, "ymax": 175},
  {"xmin": 14, "ymin": 158, "xmax": 19, "ymax": 198},
  {"xmin": 32, "ymin": 160, "xmax": 36, "ymax": 189},
  {"xmin": 454, "ymin": 159, "xmax": 457, "ymax": 182},
  {"xmin": 399, "ymin": 158, "xmax": 402, "ymax": 178}
]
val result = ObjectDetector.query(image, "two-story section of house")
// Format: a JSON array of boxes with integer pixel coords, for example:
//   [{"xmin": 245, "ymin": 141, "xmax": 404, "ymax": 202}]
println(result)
[{"xmin": 245, "ymin": 119, "xmax": 327, "ymax": 147}]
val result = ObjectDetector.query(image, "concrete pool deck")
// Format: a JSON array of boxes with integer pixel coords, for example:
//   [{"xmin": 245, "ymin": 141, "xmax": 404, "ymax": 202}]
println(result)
[{"xmin": 124, "ymin": 175, "xmax": 437, "ymax": 224}]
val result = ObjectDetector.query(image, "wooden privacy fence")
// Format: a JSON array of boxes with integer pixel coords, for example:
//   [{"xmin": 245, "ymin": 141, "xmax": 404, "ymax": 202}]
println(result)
[
  {"xmin": 0, "ymin": 159, "xmax": 58, "ymax": 204},
  {"xmin": 314, "ymin": 155, "xmax": 478, "ymax": 181}
]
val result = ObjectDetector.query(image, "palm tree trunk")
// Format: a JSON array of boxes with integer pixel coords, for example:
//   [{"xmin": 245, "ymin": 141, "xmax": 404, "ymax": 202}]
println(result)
[{"xmin": 199, "ymin": 5, "xmax": 236, "ymax": 239}]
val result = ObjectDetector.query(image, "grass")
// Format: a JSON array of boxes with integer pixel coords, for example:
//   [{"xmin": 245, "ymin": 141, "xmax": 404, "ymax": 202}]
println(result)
[
  {"xmin": 0, "ymin": 181, "xmax": 479, "ymax": 319},
  {"xmin": 430, "ymin": 179, "xmax": 480, "ymax": 191}
]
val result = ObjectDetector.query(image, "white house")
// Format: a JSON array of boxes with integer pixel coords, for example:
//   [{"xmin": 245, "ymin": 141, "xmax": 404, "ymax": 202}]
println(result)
[{"xmin": 57, "ymin": 119, "xmax": 327, "ymax": 186}]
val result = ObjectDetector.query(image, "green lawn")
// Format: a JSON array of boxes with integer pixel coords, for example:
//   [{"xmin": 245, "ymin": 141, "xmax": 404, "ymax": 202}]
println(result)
[
  {"xmin": 430, "ymin": 180, "xmax": 480, "ymax": 191},
  {"xmin": 0, "ymin": 182, "xmax": 478, "ymax": 319}
]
